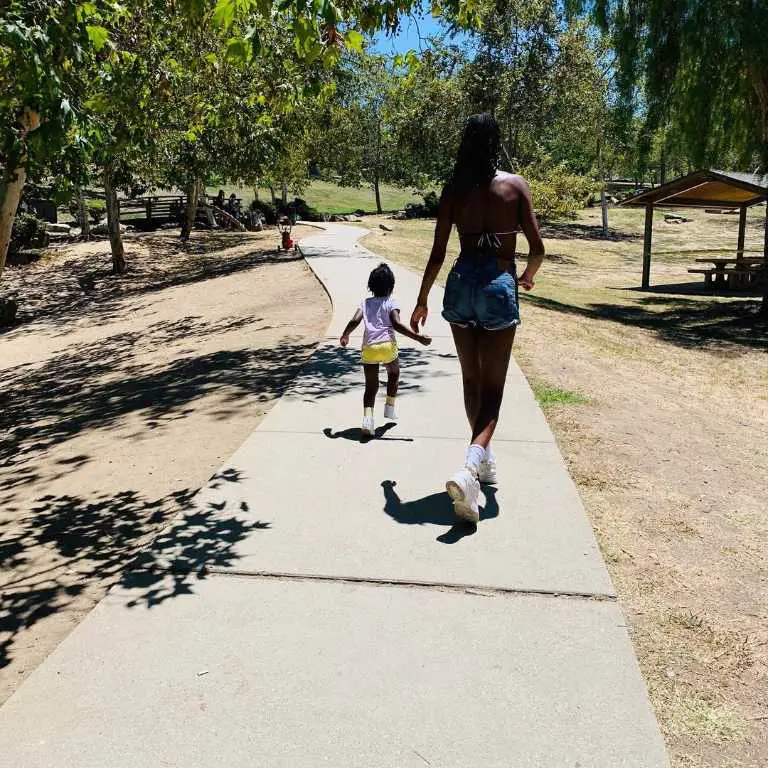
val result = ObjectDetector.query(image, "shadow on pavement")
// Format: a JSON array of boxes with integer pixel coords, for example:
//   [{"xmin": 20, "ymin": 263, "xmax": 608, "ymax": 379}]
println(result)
[
  {"xmin": 381, "ymin": 481, "xmax": 499, "ymax": 544},
  {"xmin": 323, "ymin": 423, "xmax": 412, "ymax": 442}
]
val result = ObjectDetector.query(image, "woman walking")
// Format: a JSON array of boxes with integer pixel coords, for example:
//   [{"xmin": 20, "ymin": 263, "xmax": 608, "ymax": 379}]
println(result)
[{"xmin": 410, "ymin": 113, "xmax": 545, "ymax": 524}]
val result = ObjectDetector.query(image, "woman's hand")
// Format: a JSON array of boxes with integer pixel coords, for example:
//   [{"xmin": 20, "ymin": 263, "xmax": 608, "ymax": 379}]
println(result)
[
  {"xmin": 339, "ymin": 333, "xmax": 349, "ymax": 347},
  {"xmin": 518, "ymin": 270, "xmax": 535, "ymax": 291},
  {"xmin": 410, "ymin": 304, "xmax": 428, "ymax": 333}
]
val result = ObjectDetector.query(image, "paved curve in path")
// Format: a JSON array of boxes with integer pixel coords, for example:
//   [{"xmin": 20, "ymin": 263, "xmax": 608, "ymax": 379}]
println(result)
[{"xmin": 0, "ymin": 224, "xmax": 668, "ymax": 767}]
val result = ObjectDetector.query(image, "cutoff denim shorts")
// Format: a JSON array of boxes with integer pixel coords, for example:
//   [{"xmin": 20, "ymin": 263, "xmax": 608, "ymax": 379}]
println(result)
[{"xmin": 441, "ymin": 254, "xmax": 520, "ymax": 330}]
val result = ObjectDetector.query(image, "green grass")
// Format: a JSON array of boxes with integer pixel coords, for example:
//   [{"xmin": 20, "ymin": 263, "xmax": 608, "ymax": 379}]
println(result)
[
  {"xmin": 206, "ymin": 179, "xmax": 426, "ymax": 215},
  {"xmin": 531, "ymin": 384, "xmax": 589, "ymax": 408}
]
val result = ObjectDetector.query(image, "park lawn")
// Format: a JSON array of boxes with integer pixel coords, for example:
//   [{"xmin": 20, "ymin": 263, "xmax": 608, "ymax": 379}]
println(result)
[
  {"xmin": 207, "ymin": 179, "xmax": 425, "ymax": 214},
  {"xmin": 361, "ymin": 207, "xmax": 768, "ymax": 768}
]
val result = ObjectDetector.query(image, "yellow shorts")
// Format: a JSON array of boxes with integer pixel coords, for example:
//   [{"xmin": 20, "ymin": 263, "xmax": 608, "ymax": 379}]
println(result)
[{"xmin": 361, "ymin": 340, "xmax": 399, "ymax": 365}]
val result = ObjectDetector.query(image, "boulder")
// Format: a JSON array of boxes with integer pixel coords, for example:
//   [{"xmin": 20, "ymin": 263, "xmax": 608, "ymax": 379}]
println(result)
[
  {"xmin": 379, "ymin": 223, "xmax": 393, "ymax": 232},
  {"xmin": 47, "ymin": 222, "xmax": 71, "ymax": 234},
  {"xmin": 664, "ymin": 214, "xmax": 691, "ymax": 224},
  {"xmin": 91, "ymin": 222, "xmax": 127, "ymax": 236}
]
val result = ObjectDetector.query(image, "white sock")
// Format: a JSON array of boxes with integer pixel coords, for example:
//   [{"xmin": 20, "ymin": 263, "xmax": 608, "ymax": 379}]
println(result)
[{"xmin": 465, "ymin": 444, "xmax": 485, "ymax": 472}]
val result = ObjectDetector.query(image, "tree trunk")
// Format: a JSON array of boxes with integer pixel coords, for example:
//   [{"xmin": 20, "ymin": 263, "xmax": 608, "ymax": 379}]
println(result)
[
  {"xmin": 103, "ymin": 164, "xmax": 126, "ymax": 274},
  {"xmin": 0, "ymin": 108, "xmax": 40, "ymax": 281},
  {"xmin": 253, "ymin": 184, "xmax": 260, "ymax": 202},
  {"xmin": 78, "ymin": 188, "xmax": 90, "ymax": 241},
  {"xmin": 180, "ymin": 178, "xmax": 199, "ymax": 242},
  {"xmin": 198, "ymin": 180, "xmax": 215, "ymax": 228},
  {"xmin": 597, "ymin": 133, "xmax": 608, "ymax": 238},
  {"xmin": 374, "ymin": 116, "xmax": 383, "ymax": 215},
  {"xmin": 281, "ymin": 180, "xmax": 288, "ymax": 205}
]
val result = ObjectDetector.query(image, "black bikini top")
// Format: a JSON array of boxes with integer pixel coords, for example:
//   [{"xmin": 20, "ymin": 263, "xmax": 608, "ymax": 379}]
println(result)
[{"xmin": 460, "ymin": 230, "xmax": 520, "ymax": 251}]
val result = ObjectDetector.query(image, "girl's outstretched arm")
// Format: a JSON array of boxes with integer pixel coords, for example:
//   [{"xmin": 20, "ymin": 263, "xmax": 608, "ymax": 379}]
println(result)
[
  {"xmin": 390, "ymin": 309, "xmax": 431, "ymax": 346},
  {"xmin": 340, "ymin": 308, "xmax": 363, "ymax": 347},
  {"xmin": 411, "ymin": 188, "xmax": 453, "ymax": 332}
]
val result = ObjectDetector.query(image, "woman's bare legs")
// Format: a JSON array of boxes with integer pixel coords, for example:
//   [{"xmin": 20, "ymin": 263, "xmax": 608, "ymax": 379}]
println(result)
[
  {"xmin": 450, "ymin": 325, "xmax": 482, "ymax": 428},
  {"xmin": 450, "ymin": 325, "xmax": 516, "ymax": 449},
  {"xmin": 472, "ymin": 327, "xmax": 516, "ymax": 448}
]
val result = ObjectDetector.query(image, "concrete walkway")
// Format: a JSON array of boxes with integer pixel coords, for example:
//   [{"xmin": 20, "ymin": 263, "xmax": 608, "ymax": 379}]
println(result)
[{"xmin": 0, "ymin": 224, "xmax": 668, "ymax": 766}]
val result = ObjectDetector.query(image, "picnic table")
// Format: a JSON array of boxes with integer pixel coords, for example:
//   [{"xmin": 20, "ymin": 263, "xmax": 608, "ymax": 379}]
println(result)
[{"xmin": 688, "ymin": 256, "xmax": 766, "ymax": 289}]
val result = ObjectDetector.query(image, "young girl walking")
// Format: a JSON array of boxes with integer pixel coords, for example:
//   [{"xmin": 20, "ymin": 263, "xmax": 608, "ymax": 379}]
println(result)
[{"xmin": 340, "ymin": 263, "xmax": 431, "ymax": 436}]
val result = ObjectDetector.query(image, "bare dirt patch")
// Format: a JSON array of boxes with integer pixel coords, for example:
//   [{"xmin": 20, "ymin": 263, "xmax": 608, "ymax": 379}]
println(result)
[
  {"xmin": 362, "ymin": 209, "xmax": 768, "ymax": 768},
  {"xmin": 0, "ymin": 228, "xmax": 330, "ymax": 703}
]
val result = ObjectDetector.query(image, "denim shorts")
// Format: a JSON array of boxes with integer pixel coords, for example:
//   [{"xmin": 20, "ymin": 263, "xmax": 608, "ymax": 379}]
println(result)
[{"xmin": 441, "ymin": 254, "xmax": 520, "ymax": 330}]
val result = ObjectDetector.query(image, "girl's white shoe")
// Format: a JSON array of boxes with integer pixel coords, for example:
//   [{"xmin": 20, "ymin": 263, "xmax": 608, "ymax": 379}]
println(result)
[
  {"xmin": 361, "ymin": 415, "xmax": 375, "ymax": 437},
  {"xmin": 446, "ymin": 468, "xmax": 481, "ymax": 524},
  {"xmin": 383, "ymin": 404, "xmax": 397, "ymax": 421}
]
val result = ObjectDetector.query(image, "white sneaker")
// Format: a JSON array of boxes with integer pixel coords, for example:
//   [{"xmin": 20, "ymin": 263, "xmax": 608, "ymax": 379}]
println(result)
[
  {"xmin": 361, "ymin": 415, "xmax": 375, "ymax": 437},
  {"xmin": 384, "ymin": 404, "xmax": 397, "ymax": 421},
  {"xmin": 478, "ymin": 455, "xmax": 497, "ymax": 484},
  {"xmin": 445, "ymin": 468, "xmax": 480, "ymax": 524}
]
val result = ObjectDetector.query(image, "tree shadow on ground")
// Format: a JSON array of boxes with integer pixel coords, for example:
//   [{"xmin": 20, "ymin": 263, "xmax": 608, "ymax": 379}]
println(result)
[
  {"xmin": 523, "ymin": 293, "xmax": 768, "ymax": 352},
  {"xmin": 0, "ymin": 467, "xmax": 260, "ymax": 672},
  {"xmin": 0, "ymin": 323, "xmax": 325, "ymax": 481},
  {"xmin": 286, "ymin": 345, "xmax": 447, "ymax": 403},
  {"xmin": 541, "ymin": 221, "xmax": 641, "ymax": 243},
  {"xmin": 381, "ymin": 481, "xmax": 499, "ymax": 544},
  {"xmin": 0, "ymin": 230, "xmax": 301, "ymax": 332}
]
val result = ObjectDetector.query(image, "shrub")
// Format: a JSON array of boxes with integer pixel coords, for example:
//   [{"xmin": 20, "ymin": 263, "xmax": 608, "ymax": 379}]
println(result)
[
  {"xmin": 523, "ymin": 165, "xmax": 596, "ymax": 221},
  {"xmin": 403, "ymin": 191, "xmax": 439, "ymax": 219},
  {"xmin": 68, "ymin": 198, "xmax": 106, "ymax": 224},
  {"xmin": 250, "ymin": 199, "xmax": 278, "ymax": 224},
  {"xmin": 422, "ymin": 191, "xmax": 440, "ymax": 216},
  {"xmin": 281, "ymin": 197, "xmax": 323, "ymax": 222},
  {"xmin": 10, "ymin": 213, "xmax": 47, "ymax": 254}
]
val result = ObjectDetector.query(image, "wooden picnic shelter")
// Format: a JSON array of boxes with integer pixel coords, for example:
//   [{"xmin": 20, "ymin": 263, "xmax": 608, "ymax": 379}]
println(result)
[{"xmin": 619, "ymin": 169, "xmax": 768, "ymax": 289}]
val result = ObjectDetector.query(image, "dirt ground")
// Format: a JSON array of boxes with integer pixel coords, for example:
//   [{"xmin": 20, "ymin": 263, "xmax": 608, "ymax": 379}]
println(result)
[
  {"xmin": 363, "ymin": 208, "xmax": 768, "ymax": 768},
  {"xmin": 0, "ymin": 226, "xmax": 330, "ymax": 704}
]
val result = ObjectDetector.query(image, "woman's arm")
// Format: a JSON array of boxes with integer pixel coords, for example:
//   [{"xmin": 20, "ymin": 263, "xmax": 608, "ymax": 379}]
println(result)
[
  {"xmin": 340, "ymin": 308, "xmax": 363, "ymax": 346},
  {"xmin": 515, "ymin": 177, "xmax": 545, "ymax": 290},
  {"xmin": 411, "ymin": 188, "xmax": 453, "ymax": 331}
]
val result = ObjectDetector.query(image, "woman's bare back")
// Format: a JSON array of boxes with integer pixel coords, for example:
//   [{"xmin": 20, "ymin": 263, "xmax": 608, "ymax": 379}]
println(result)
[{"xmin": 449, "ymin": 172, "xmax": 542, "ymax": 260}]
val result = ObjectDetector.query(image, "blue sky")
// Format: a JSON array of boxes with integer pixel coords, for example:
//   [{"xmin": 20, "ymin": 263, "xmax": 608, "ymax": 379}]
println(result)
[{"xmin": 371, "ymin": 12, "xmax": 466, "ymax": 55}]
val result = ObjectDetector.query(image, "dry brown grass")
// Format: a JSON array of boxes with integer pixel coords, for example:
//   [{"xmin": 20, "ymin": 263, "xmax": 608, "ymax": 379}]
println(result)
[{"xmin": 360, "ymin": 206, "xmax": 768, "ymax": 768}]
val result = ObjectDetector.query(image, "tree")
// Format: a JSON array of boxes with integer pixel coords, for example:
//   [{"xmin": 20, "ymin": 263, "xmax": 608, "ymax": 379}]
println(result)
[
  {"xmin": 79, "ymin": 1, "xmax": 180, "ymax": 272},
  {"xmin": 570, "ymin": 0, "xmax": 768, "ymax": 315},
  {"xmin": 388, "ymin": 45, "xmax": 470, "ymax": 185},
  {"xmin": 321, "ymin": 52, "xmax": 426, "ymax": 213},
  {"xmin": 0, "ymin": 0, "xmax": 103, "ymax": 278},
  {"xmin": 2, "ymin": 0, "xmax": 475, "ymax": 285}
]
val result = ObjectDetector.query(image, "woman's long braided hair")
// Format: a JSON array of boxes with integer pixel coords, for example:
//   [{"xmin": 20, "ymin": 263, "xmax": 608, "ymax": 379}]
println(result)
[{"xmin": 449, "ymin": 113, "xmax": 501, "ymax": 195}]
